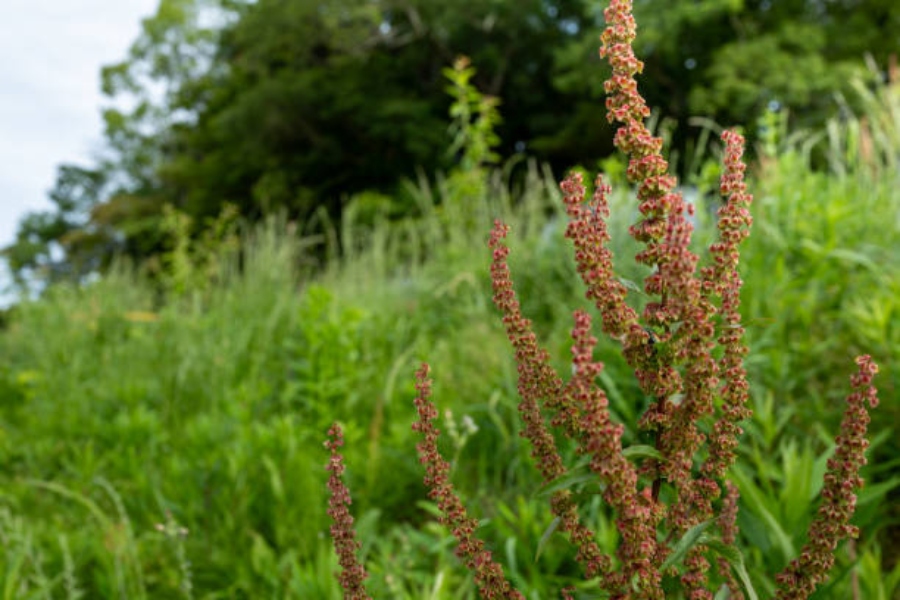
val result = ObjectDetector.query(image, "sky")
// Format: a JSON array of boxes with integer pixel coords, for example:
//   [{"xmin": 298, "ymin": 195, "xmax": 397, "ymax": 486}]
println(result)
[{"xmin": 0, "ymin": 0, "xmax": 159, "ymax": 298}]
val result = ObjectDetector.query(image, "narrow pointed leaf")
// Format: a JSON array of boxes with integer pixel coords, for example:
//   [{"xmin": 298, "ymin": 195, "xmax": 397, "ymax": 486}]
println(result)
[
  {"xmin": 706, "ymin": 538, "xmax": 760, "ymax": 600},
  {"xmin": 536, "ymin": 463, "xmax": 594, "ymax": 497},
  {"xmin": 660, "ymin": 520, "xmax": 713, "ymax": 572},
  {"xmin": 621, "ymin": 444, "xmax": 664, "ymax": 460},
  {"xmin": 534, "ymin": 516, "xmax": 561, "ymax": 562}
]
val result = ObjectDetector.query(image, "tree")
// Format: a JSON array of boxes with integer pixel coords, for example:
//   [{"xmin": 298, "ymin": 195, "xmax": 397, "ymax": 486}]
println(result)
[
  {"xmin": 3, "ymin": 165, "xmax": 109, "ymax": 287},
  {"xmin": 3, "ymin": 0, "xmax": 234, "ymax": 288},
  {"xmin": 6, "ymin": 0, "xmax": 899, "ymax": 287},
  {"xmin": 160, "ymin": 0, "xmax": 594, "ymax": 222}
]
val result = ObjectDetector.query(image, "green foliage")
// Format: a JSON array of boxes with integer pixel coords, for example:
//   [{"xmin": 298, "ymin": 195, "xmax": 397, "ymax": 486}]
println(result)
[
  {"xmin": 1, "ymin": 166, "xmax": 110, "ymax": 288},
  {"xmin": 0, "ymin": 174, "xmax": 579, "ymax": 595},
  {"xmin": 740, "ymin": 131, "xmax": 900, "ymax": 453},
  {"xmin": 439, "ymin": 55, "xmax": 504, "ymax": 234},
  {"xmin": 445, "ymin": 56, "xmax": 502, "ymax": 172},
  {"xmin": 2, "ymin": 4, "xmax": 899, "ymax": 591},
  {"xmin": 0, "ymin": 141, "xmax": 897, "ymax": 595},
  {"xmin": 151, "ymin": 203, "xmax": 241, "ymax": 298},
  {"xmin": 9, "ymin": 0, "xmax": 900, "ymax": 287},
  {"xmin": 687, "ymin": 22, "xmax": 861, "ymax": 127}
]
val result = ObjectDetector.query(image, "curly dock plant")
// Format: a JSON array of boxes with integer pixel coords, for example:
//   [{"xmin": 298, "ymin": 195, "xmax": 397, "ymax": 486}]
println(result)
[{"xmin": 325, "ymin": 1, "xmax": 880, "ymax": 597}]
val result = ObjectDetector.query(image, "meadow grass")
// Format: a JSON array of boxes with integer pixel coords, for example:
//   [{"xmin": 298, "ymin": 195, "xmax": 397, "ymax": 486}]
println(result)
[{"xmin": 0, "ymin": 129, "xmax": 898, "ymax": 597}]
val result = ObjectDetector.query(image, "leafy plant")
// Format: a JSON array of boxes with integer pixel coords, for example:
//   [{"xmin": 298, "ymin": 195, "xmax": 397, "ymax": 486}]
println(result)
[
  {"xmin": 324, "ymin": 1, "xmax": 881, "ymax": 598},
  {"xmin": 445, "ymin": 55, "xmax": 503, "ymax": 174}
]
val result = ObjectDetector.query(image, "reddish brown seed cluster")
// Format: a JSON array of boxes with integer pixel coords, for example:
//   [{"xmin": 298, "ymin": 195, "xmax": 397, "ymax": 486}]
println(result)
[
  {"xmin": 493, "ymin": 215, "xmax": 660, "ymax": 596},
  {"xmin": 490, "ymin": 220, "xmax": 613, "ymax": 581},
  {"xmin": 325, "ymin": 423, "xmax": 372, "ymax": 600},
  {"xmin": 600, "ymin": 1, "xmax": 742, "ymax": 593},
  {"xmin": 703, "ymin": 130, "xmax": 754, "ymax": 482},
  {"xmin": 775, "ymin": 356, "xmax": 880, "ymax": 598},
  {"xmin": 412, "ymin": 364, "xmax": 525, "ymax": 600}
]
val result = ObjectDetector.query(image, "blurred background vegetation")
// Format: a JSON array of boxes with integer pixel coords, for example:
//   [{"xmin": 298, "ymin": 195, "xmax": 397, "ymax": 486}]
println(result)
[
  {"xmin": 3, "ymin": 0, "xmax": 900, "ymax": 286},
  {"xmin": 1, "ymin": 0, "xmax": 899, "ymax": 598}
]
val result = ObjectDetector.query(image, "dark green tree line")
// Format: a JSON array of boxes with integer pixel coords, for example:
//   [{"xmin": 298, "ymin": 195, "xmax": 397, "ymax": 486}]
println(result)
[{"xmin": 5, "ymin": 0, "xmax": 898, "ymax": 288}]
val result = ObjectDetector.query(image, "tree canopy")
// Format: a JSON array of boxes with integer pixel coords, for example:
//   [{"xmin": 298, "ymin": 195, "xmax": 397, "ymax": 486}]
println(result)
[{"xmin": 6, "ymin": 0, "xmax": 899, "ymax": 287}]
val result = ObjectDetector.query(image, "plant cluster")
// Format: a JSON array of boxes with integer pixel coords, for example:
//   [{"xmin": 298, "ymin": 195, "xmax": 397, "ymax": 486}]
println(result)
[{"xmin": 325, "ymin": 1, "xmax": 880, "ymax": 598}]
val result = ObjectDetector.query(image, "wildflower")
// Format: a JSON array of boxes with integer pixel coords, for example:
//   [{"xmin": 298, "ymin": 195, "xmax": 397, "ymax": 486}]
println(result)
[
  {"xmin": 325, "ymin": 423, "xmax": 372, "ymax": 600},
  {"xmin": 775, "ymin": 356, "xmax": 879, "ymax": 598},
  {"xmin": 412, "ymin": 364, "xmax": 524, "ymax": 599}
]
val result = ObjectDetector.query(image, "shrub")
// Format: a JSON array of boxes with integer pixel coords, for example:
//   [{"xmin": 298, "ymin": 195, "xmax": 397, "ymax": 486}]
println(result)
[{"xmin": 324, "ymin": 1, "xmax": 881, "ymax": 598}]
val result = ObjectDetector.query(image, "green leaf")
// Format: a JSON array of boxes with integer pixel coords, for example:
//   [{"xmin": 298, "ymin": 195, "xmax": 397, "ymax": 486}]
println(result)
[
  {"xmin": 730, "ymin": 467, "xmax": 796, "ymax": 561},
  {"xmin": 827, "ymin": 248, "xmax": 878, "ymax": 271},
  {"xmin": 261, "ymin": 454, "xmax": 284, "ymax": 502},
  {"xmin": 617, "ymin": 277, "xmax": 645, "ymax": 295},
  {"xmin": 622, "ymin": 444, "xmax": 664, "ymax": 461},
  {"xmin": 660, "ymin": 520, "xmax": 713, "ymax": 572},
  {"xmin": 536, "ymin": 447, "xmax": 661, "ymax": 500},
  {"xmin": 706, "ymin": 539, "xmax": 760, "ymax": 600},
  {"xmin": 858, "ymin": 476, "xmax": 900, "ymax": 506},
  {"xmin": 714, "ymin": 585, "xmax": 731, "ymax": 600},
  {"xmin": 534, "ymin": 516, "xmax": 561, "ymax": 562},
  {"xmin": 536, "ymin": 461, "xmax": 595, "ymax": 497}
]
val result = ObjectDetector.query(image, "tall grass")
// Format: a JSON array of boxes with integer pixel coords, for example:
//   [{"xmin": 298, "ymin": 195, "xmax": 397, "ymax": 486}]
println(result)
[{"xmin": 1, "ymin": 103, "xmax": 898, "ymax": 597}]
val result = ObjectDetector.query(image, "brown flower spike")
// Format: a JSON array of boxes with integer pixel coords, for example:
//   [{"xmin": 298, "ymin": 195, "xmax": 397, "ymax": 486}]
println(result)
[
  {"xmin": 775, "ymin": 356, "xmax": 880, "ymax": 598},
  {"xmin": 412, "ymin": 364, "xmax": 524, "ymax": 600},
  {"xmin": 325, "ymin": 423, "xmax": 372, "ymax": 600}
]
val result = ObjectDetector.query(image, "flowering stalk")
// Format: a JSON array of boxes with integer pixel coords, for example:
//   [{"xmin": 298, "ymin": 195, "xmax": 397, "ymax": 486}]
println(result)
[
  {"xmin": 491, "ymin": 221, "xmax": 653, "ymax": 593},
  {"xmin": 600, "ymin": 6, "xmax": 720, "ymax": 569},
  {"xmin": 701, "ymin": 130, "xmax": 754, "ymax": 482},
  {"xmin": 412, "ymin": 364, "xmax": 524, "ymax": 600},
  {"xmin": 325, "ymin": 423, "xmax": 372, "ymax": 600},
  {"xmin": 717, "ymin": 481, "xmax": 744, "ymax": 599},
  {"xmin": 774, "ymin": 356, "xmax": 880, "ymax": 598},
  {"xmin": 489, "ymin": 221, "xmax": 613, "ymax": 581}
]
